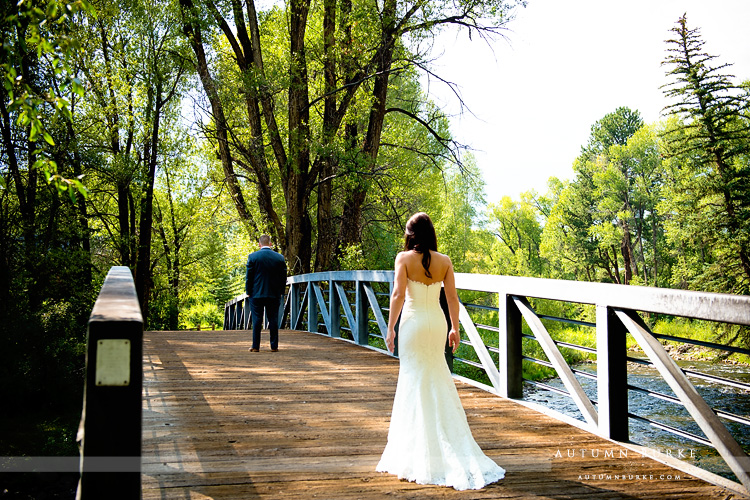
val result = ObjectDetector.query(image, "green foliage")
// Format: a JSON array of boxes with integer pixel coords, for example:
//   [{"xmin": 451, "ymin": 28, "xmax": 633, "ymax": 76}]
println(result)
[
  {"xmin": 486, "ymin": 191, "xmax": 546, "ymax": 276},
  {"xmin": 433, "ymin": 156, "xmax": 491, "ymax": 271},
  {"xmin": 339, "ymin": 243, "xmax": 367, "ymax": 271},
  {"xmin": 538, "ymin": 107, "xmax": 669, "ymax": 286},
  {"xmin": 4, "ymin": 10, "xmax": 750, "ymax": 498},
  {"xmin": 180, "ymin": 283, "xmax": 224, "ymax": 330},
  {"xmin": 1, "ymin": 0, "xmax": 91, "ymax": 198},
  {"xmin": 583, "ymin": 106, "xmax": 644, "ymax": 156}
]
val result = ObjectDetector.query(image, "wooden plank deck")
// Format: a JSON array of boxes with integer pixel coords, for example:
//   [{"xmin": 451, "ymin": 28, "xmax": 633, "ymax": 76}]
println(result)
[{"xmin": 142, "ymin": 330, "xmax": 737, "ymax": 499}]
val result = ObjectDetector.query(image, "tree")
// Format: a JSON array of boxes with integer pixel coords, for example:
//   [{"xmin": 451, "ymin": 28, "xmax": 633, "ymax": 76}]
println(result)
[
  {"xmin": 542, "ymin": 108, "xmax": 646, "ymax": 284},
  {"xmin": 0, "ymin": 2, "xmax": 98, "ymax": 470},
  {"xmin": 592, "ymin": 123, "xmax": 669, "ymax": 286},
  {"xmin": 1, "ymin": 0, "xmax": 90, "ymax": 199},
  {"xmin": 72, "ymin": 0, "xmax": 191, "ymax": 323},
  {"xmin": 179, "ymin": 0, "xmax": 522, "ymax": 274},
  {"xmin": 586, "ymin": 107, "xmax": 644, "ymax": 284},
  {"xmin": 487, "ymin": 192, "xmax": 546, "ymax": 277},
  {"xmin": 541, "ymin": 174, "xmax": 603, "ymax": 281},
  {"xmin": 661, "ymin": 14, "xmax": 750, "ymax": 294}
]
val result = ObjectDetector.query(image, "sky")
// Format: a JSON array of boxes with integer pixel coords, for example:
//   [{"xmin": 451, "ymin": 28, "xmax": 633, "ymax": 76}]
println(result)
[{"xmin": 425, "ymin": 0, "xmax": 750, "ymax": 204}]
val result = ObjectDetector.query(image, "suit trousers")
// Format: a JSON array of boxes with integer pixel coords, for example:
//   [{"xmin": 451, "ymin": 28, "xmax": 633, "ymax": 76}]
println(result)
[{"xmin": 250, "ymin": 297, "xmax": 280, "ymax": 350}]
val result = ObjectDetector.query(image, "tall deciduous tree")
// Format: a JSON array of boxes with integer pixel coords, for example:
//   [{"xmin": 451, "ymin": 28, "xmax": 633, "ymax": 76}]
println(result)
[
  {"xmin": 73, "ymin": 0, "xmax": 191, "ymax": 323},
  {"xmin": 542, "ymin": 107, "xmax": 647, "ymax": 284},
  {"xmin": 179, "ymin": 0, "xmax": 520, "ymax": 274}
]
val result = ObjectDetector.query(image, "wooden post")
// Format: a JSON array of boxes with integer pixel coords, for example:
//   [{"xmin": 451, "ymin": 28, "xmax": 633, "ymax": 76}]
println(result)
[
  {"xmin": 330, "ymin": 280, "xmax": 341, "ymax": 338},
  {"xmin": 77, "ymin": 266, "xmax": 143, "ymax": 499},
  {"xmin": 308, "ymin": 282, "xmax": 319, "ymax": 333},
  {"xmin": 596, "ymin": 305, "xmax": 628, "ymax": 441},
  {"xmin": 498, "ymin": 293, "xmax": 523, "ymax": 398},
  {"xmin": 355, "ymin": 280, "xmax": 369, "ymax": 345}
]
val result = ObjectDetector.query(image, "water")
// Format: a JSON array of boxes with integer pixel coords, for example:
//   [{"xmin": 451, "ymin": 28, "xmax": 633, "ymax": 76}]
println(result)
[{"xmin": 523, "ymin": 355, "xmax": 750, "ymax": 482}]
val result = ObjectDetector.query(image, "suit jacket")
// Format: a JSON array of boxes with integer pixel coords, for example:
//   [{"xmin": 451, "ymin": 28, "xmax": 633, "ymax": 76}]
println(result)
[{"xmin": 245, "ymin": 247, "xmax": 287, "ymax": 299}]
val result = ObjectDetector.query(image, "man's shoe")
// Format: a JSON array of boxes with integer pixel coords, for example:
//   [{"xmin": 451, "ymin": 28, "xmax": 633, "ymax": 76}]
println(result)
[
  {"xmin": 271, "ymin": 348, "xmax": 278, "ymax": 352},
  {"xmin": 249, "ymin": 348, "xmax": 259, "ymax": 352}
]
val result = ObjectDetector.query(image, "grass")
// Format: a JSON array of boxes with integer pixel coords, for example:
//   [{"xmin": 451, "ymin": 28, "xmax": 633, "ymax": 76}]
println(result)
[
  {"xmin": 647, "ymin": 318, "xmax": 750, "ymax": 364},
  {"xmin": 520, "ymin": 324, "xmax": 598, "ymax": 381}
]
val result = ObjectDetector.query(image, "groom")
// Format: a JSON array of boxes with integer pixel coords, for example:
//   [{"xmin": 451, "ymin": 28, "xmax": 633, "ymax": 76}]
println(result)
[{"xmin": 245, "ymin": 234, "xmax": 287, "ymax": 352}]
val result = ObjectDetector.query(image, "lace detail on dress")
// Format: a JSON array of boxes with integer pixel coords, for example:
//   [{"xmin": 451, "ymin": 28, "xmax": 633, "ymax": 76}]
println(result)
[
  {"xmin": 376, "ymin": 278, "xmax": 505, "ymax": 490},
  {"xmin": 405, "ymin": 276, "xmax": 442, "ymax": 288}
]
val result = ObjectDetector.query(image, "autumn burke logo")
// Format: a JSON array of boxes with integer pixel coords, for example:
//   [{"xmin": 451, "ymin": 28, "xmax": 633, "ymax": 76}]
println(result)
[{"xmin": 555, "ymin": 448, "xmax": 696, "ymax": 459}]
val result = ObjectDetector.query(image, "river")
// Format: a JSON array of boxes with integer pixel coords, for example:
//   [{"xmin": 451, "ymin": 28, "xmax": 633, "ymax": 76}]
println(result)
[{"xmin": 522, "ymin": 354, "xmax": 750, "ymax": 483}]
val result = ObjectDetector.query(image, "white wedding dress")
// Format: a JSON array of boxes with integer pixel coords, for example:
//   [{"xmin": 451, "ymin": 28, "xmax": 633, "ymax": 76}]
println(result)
[{"xmin": 376, "ymin": 278, "xmax": 505, "ymax": 490}]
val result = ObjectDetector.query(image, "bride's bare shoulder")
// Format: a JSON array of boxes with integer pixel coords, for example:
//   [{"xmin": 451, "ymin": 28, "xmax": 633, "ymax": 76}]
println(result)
[
  {"xmin": 395, "ymin": 250, "xmax": 416, "ymax": 264},
  {"xmin": 432, "ymin": 251, "xmax": 452, "ymax": 264}
]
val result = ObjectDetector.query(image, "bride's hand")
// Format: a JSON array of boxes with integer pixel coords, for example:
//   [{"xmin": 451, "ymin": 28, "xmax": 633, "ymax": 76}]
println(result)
[
  {"xmin": 448, "ymin": 328, "xmax": 460, "ymax": 353},
  {"xmin": 386, "ymin": 330, "xmax": 396, "ymax": 353}
]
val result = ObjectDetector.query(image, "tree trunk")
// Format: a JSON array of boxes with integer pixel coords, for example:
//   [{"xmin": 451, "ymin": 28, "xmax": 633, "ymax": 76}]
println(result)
[
  {"xmin": 116, "ymin": 180, "xmax": 132, "ymax": 265},
  {"xmin": 314, "ymin": 0, "xmax": 338, "ymax": 272},
  {"xmin": 66, "ymin": 112, "xmax": 92, "ymax": 285},
  {"xmin": 284, "ymin": 0, "xmax": 313, "ymax": 274},
  {"xmin": 315, "ymin": 155, "xmax": 336, "ymax": 272},
  {"xmin": 134, "ymin": 82, "xmax": 162, "ymax": 327},
  {"xmin": 620, "ymin": 219, "xmax": 635, "ymax": 285},
  {"xmin": 339, "ymin": 186, "xmax": 367, "ymax": 254}
]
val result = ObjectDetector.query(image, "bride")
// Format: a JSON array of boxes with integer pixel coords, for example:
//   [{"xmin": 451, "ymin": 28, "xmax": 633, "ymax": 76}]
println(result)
[{"xmin": 376, "ymin": 212, "xmax": 506, "ymax": 490}]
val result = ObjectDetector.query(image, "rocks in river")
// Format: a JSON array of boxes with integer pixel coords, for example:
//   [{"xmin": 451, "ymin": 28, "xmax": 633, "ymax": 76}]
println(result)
[{"xmin": 677, "ymin": 343, "xmax": 692, "ymax": 354}]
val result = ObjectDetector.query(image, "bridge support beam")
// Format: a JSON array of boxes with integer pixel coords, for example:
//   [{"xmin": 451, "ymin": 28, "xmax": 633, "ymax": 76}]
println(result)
[
  {"xmin": 290, "ymin": 283, "xmax": 300, "ymax": 329},
  {"xmin": 498, "ymin": 294, "xmax": 523, "ymax": 399},
  {"xmin": 596, "ymin": 305, "xmax": 628, "ymax": 441},
  {"xmin": 329, "ymin": 280, "xmax": 341, "ymax": 338},
  {"xmin": 356, "ymin": 281, "xmax": 369, "ymax": 345},
  {"xmin": 244, "ymin": 297, "xmax": 252, "ymax": 330},
  {"xmin": 308, "ymin": 282, "xmax": 319, "ymax": 333}
]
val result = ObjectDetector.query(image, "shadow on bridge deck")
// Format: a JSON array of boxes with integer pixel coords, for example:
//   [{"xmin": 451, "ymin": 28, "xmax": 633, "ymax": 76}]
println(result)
[{"xmin": 142, "ymin": 330, "xmax": 734, "ymax": 499}]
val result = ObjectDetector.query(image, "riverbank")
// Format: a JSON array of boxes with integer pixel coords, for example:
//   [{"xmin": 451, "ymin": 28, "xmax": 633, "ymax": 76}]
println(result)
[{"xmin": 629, "ymin": 341, "xmax": 750, "ymax": 366}]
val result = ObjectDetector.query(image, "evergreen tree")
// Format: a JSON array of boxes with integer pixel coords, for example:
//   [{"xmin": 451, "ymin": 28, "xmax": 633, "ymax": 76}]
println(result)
[{"xmin": 661, "ymin": 14, "xmax": 750, "ymax": 294}]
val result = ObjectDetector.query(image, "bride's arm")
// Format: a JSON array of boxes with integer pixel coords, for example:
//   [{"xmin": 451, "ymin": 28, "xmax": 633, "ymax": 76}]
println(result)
[
  {"xmin": 386, "ymin": 252, "xmax": 407, "ymax": 353},
  {"xmin": 443, "ymin": 259, "xmax": 461, "ymax": 353}
]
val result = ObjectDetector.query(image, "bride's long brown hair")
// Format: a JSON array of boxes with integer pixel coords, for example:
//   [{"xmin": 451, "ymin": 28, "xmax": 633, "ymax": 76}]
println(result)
[{"xmin": 403, "ymin": 212, "xmax": 438, "ymax": 278}]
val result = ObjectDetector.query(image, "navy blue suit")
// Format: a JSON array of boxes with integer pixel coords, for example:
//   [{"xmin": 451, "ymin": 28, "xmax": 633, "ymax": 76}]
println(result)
[{"xmin": 245, "ymin": 247, "xmax": 287, "ymax": 350}]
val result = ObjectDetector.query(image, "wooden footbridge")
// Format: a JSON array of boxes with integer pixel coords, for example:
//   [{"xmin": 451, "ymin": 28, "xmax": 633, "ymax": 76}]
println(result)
[{"xmin": 77, "ymin": 267, "xmax": 750, "ymax": 499}]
